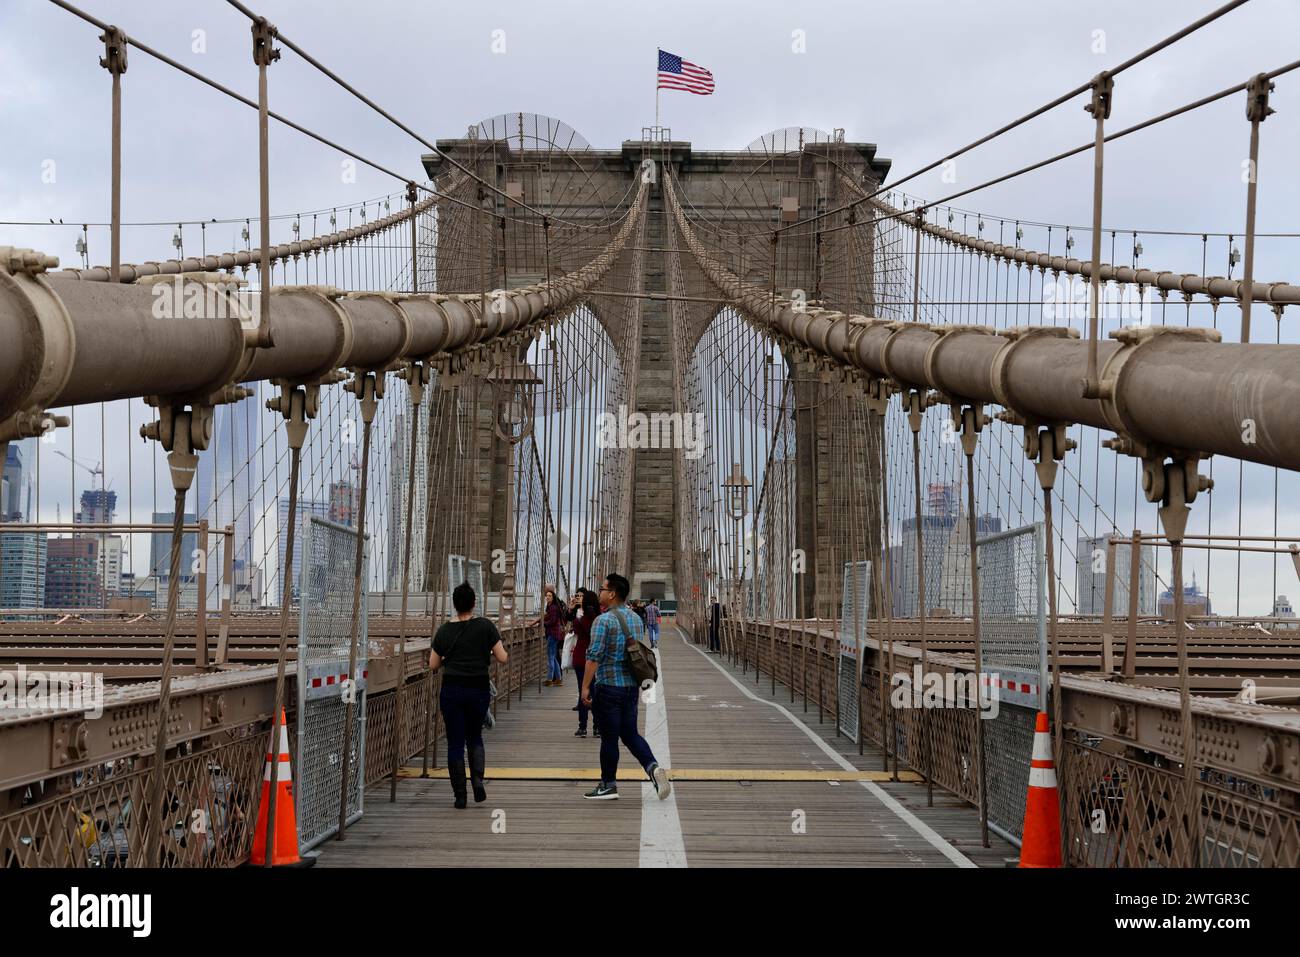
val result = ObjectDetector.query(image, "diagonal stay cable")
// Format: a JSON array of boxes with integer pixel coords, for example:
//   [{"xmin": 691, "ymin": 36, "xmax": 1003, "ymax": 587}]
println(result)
[
  {"xmin": 48, "ymin": 0, "xmax": 445, "ymax": 199},
  {"xmin": 223, "ymin": 0, "xmax": 614, "ymax": 231},
  {"xmin": 803, "ymin": 54, "xmax": 1300, "ymax": 244},
  {"xmin": 775, "ymin": 0, "xmax": 1253, "ymax": 235}
]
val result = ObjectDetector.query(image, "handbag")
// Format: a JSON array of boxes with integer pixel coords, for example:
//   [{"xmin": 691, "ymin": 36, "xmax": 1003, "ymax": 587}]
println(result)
[
  {"xmin": 560, "ymin": 632, "xmax": 577, "ymax": 670},
  {"xmin": 611, "ymin": 607, "xmax": 658, "ymax": 686}
]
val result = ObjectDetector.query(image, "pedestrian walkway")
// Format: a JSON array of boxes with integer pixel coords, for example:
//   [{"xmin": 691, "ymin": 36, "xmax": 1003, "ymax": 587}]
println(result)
[{"xmin": 315, "ymin": 624, "xmax": 1015, "ymax": 867}]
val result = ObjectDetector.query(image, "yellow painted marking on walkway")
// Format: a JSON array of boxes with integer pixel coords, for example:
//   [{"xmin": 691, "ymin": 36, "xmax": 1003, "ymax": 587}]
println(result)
[{"xmin": 398, "ymin": 766, "xmax": 922, "ymax": 783}]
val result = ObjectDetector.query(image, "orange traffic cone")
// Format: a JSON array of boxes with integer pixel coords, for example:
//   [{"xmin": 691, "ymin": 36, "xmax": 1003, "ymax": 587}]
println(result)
[
  {"xmin": 251, "ymin": 708, "xmax": 303, "ymax": 866},
  {"xmin": 1019, "ymin": 710, "xmax": 1062, "ymax": 868}
]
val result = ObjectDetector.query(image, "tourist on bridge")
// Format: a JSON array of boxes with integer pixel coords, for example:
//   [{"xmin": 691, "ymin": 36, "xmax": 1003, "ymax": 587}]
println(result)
[
  {"xmin": 645, "ymin": 598, "xmax": 661, "ymax": 649},
  {"xmin": 570, "ymin": 588, "xmax": 601, "ymax": 738},
  {"xmin": 709, "ymin": 599, "xmax": 721, "ymax": 653},
  {"xmin": 540, "ymin": 585, "xmax": 566, "ymax": 687},
  {"xmin": 580, "ymin": 574, "xmax": 672, "ymax": 801},
  {"xmin": 430, "ymin": 582, "xmax": 509, "ymax": 809}
]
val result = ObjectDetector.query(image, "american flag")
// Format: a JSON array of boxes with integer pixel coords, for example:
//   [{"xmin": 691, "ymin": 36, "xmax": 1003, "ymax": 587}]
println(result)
[{"xmin": 657, "ymin": 50, "xmax": 714, "ymax": 95}]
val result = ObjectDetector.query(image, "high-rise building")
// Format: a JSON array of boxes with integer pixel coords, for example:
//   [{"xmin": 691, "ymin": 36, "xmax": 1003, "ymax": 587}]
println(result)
[
  {"xmin": 890, "ymin": 510, "xmax": 1001, "ymax": 617},
  {"xmin": 277, "ymin": 497, "xmax": 330, "ymax": 605},
  {"xmin": 0, "ymin": 443, "xmax": 42, "ymax": 619},
  {"xmin": 1075, "ymin": 535, "xmax": 1158, "ymax": 616},
  {"xmin": 385, "ymin": 407, "xmax": 431, "ymax": 592},
  {"xmin": 76, "ymin": 488, "xmax": 117, "ymax": 525},
  {"xmin": 2, "ymin": 441, "xmax": 37, "ymax": 522},
  {"xmin": 192, "ymin": 398, "xmax": 259, "ymax": 601},
  {"xmin": 1158, "ymin": 574, "xmax": 1212, "ymax": 618},
  {"xmin": 230, "ymin": 559, "xmax": 265, "ymax": 609},
  {"xmin": 937, "ymin": 510, "xmax": 974, "ymax": 615},
  {"xmin": 150, "ymin": 512, "xmax": 198, "ymax": 580},
  {"xmin": 2, "ymin": 443, "xmax": 28, "ymax": 521},
  {"xmin": 134, "ymin": 574, "xmax": 197, "ymax": 609},
  {"xmin": 0, "ymin": 531, "xmax": 46, "ymax": 619},
  {"xmin": 69, "ymin": 489, "xmax": 123, "ymax": 602},
  {"xmin": 1272, "ymin": 595, "xmax": 1297, "ymax": 630},
  {"xmin": 46, "ymin": 537, "xmax": 102, "ymax": 608},
  {"xmin": 927, "ymin": 481, "xmax": 959, "ymax": 519},
  {"xmin": 386, "ymin": 415, "xmax": 406, "ymax": 590},
  {"xmin": 95, "ymin": 535, "xmax": 124, "ymax": 598}
]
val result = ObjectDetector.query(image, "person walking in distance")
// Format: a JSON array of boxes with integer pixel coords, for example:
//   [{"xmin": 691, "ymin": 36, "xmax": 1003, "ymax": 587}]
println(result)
[
  {"xmin": 709, "ymin": 598, "xmax": 721, "ymax": 653},
  {"xmin": 570, "ymin": 588, "xmax": 601, "ymax": 738},
  {"xmin": 430, "ymin": 582, "xmax": 508, "ymax": 809},
  {"xmin": 644, "ymin": 598, "xmax": 661, "ymax": 649},
  {"xmin": 581, "ymin": 573, "xmax": 671, "ymax": 801}
]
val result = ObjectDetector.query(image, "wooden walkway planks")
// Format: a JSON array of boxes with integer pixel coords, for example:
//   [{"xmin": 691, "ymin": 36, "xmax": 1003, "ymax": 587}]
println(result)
[
  {"xmin": 315, "ymin": 622, "xmax": 1016, "ymax": 868},
  {"xmin": 397, "ymin": 767, "xmax": 924, "ymax": 781}
]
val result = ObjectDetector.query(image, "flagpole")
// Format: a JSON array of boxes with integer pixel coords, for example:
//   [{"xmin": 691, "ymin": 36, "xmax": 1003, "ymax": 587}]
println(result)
[{"xmin": 655, "ymin": 50, "xmax": 661, "ymax": 133}]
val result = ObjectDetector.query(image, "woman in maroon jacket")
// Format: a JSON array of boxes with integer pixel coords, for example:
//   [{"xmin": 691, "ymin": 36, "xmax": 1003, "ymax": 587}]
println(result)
[
  {"xmin": 541, "ymin": 587, "xmax": 565, "ymax": 686},
  {"xmin": 571, "ymin": 588, "xmax": 601, "ymax": 737}
]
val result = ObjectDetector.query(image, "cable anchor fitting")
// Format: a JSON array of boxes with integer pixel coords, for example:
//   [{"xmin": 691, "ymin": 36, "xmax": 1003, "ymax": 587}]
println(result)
[
  {"xmin": 99, "ymin": 25, "xmax": 128, "ymax": 76},
  {"xmin": 1085, "ymin": 71, "xmax": 1113, "ymax": 121},
  {"xmin": 251, "ymin": 18, "xmax": 281, "ymax": 68},
  {"xmin": 1246, "ymin": 73, "xmax": 1275, "ymax": 123}
]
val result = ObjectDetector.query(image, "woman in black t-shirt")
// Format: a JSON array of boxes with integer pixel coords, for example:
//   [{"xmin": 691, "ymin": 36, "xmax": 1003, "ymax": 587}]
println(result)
[{"xmin": 431, "ymin": 582, "xmax": 508, "ymax": 808}]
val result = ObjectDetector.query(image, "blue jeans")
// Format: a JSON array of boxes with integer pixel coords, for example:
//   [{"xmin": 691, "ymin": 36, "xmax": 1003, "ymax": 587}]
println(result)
[
  {"xmin": 546, "ymin": 636, "xmax": 563, "ymax": 681},
  {"xmin": 574, "ymin": 665, "xmax": 599, "ymax": 733},
  {"xmin": 440, "ymin": 682, "xmax": 490, "ymax": 763},
  {"xmin": 647, "ymin": 622, "xmax": 660, "ymax": 646},
  {"xmin": 591, "ymin": 684, "xmax": 656, "ymax": 784}
]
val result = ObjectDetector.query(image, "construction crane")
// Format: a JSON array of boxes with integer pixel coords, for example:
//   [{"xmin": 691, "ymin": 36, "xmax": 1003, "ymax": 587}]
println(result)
[
  {"xmin": 52, "ymin": 449, "xmax": 113, "ymax": 522},
  {"xmin": 51, "ymin": 450, "xmax": 106, "ymax": 486}
]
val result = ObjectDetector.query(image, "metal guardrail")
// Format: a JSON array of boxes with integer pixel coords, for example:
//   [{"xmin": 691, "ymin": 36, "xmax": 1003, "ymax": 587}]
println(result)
[
  {"xmin": 687, "ymin": 615, "xmax": 1300, "ymax": 868},
  {"xmin": 0, "ymin": 622, "xmax": 545, "ymax": 867}
]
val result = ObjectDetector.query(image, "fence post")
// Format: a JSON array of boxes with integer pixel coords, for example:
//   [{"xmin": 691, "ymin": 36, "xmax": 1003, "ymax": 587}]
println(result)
[
  {"xmin": 1123, "ymin": 530, "xmax": 1142, "ymax": 679},
  {"xmin": 215, "ymin": 524, "xmax": 234, "ymax": 665},
  {"xmin": 1100, "ymin": 536, "xmax": 1118, "ymax": 673},
  {"xmin": 195, "ymin": 519, "xmax": 209, "ymax": 669}
]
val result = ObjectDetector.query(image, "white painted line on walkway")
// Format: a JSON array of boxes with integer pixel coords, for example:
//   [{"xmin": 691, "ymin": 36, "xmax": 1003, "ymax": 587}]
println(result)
[
  {"xmin": 672, "ymin": 625, "xmax": 975, "ymax": 869},
  {"xmin": 639, "ymin": 647, "xmax": 687, "ymax": 868}
]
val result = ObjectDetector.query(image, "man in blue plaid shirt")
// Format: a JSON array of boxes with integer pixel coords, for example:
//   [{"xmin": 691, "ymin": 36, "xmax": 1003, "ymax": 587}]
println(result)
[{"xmin": 580, "ymin": 573, "xmax": 672, "ymax": 801}]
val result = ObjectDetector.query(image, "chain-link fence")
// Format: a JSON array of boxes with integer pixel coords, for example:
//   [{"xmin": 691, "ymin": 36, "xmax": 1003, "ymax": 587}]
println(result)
[
  {"xmin": 976, "ymin": 522, "xmax": 1046, "ymax": 845},
  {"xmin": 838, "ymin": 560, "xmax": 871, "ymax": 742},
  {"xmin": 296, "ymin": 516, "xmax": 369, "ymax": 851}
]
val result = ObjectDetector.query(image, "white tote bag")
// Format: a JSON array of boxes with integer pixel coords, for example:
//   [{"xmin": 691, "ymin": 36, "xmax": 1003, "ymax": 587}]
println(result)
[{"xmin": 560, "ymin": 631, "xmax": 577, "ymax": 670}]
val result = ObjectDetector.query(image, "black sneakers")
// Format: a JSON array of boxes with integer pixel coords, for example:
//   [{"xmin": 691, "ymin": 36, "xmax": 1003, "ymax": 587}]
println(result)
[
  {"xmin": 574, "ymin": 728, "xmax": 587, "ymax": 737},
  {"xmin": 583, "ymin": 781, "xmax": 619, "ymax": 800}
]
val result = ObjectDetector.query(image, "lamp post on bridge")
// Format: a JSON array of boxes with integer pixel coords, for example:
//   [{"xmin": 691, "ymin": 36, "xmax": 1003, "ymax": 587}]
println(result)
[
  {"xmin": 721, "ymin": 463, "xmax": 751, "ymax": 672},
  {"xmin": 488, "ymin": 358, "xmax": 541, "ymax": 628},
  {"xmin": 699, "ymin": 522, "xmax": 714, "ymax": 645}
]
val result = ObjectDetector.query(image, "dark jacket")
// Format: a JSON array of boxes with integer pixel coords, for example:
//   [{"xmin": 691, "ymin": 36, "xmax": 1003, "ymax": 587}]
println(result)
[
  {"xmin": 571, "ymin": 611, "xmax": 593, "ymax": 670},
  {"xmin": 543, "ymin": 599, "xmax": 565, "ymax": 640}
]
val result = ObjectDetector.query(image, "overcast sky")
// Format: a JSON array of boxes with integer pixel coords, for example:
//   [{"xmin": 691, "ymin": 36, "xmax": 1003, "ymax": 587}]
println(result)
[
  {"xmin": 4, "ymin": 0, "xmax": 1299, "ymax": 264},
  {"xmin": 2, "ymin": 0, "xmax": 1298, "ymax": 614}
]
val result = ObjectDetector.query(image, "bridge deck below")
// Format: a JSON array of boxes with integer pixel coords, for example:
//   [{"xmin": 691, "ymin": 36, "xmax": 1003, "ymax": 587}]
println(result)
[{"xmin": 316, "ymin": 624, "xmax": 1015, "ymax": 867}]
